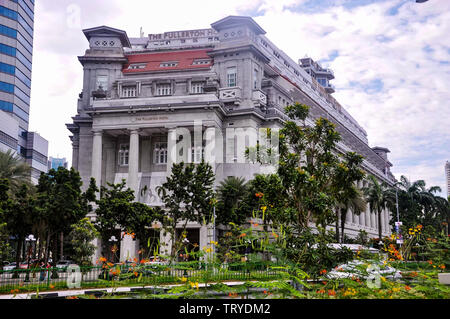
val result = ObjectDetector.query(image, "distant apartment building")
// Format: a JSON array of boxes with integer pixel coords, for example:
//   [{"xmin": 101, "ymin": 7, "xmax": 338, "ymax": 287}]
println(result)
[
  {"xmin": 446, "ymin": 161, "xmax": 450, "ymax": 198},
  {"xmin": 0, "ymin": 0, "xmax": 48, "ymax": 181},
  {"xmin": 48, "ymin": 156, "xmax": 68, "ymax": 171}
]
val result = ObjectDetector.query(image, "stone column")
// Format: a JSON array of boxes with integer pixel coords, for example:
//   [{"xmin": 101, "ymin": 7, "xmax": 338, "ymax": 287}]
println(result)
[
  {"xmin": 167, "ymin": 127, "xmax": 177, "ymax": 174},
  {"xmin": 346, "ymin": 208, "xmax": 353, "ymax": 224},
  {"xmin": 128, "ymin": 129, "xmax": 140, "ymax": 196},
  {"xmin": 120, "ymin": 232, "xmax": 137, "ymax": 262},
  {"xmin": 358, "ymin": 181, "xmax": 365, "ymax": 227},
  {"xmin": 91, "ymin": 130, "xmax": 103, "ymax": 196},
  {"xmin": 384, "ymin": 208, "xmax": 391, "ymax": 234},
  {"xmin": 353, "ymin": 209, "xmax": 360, "ymax": 225},
  {"xmin": 380, "ymin": 206, "xmax": 385, "ymax": 235}
]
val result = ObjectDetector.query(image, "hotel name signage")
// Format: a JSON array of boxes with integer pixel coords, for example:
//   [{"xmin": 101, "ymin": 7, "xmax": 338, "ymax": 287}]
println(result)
[{"xmin": 148, "ymin": 29, "xmax": 218, "ymax": 41}]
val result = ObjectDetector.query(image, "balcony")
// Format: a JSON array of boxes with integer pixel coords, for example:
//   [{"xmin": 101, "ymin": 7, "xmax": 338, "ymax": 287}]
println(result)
[
  {"xmin": 324, "ymin": 83, "xmax": 335, "ymax": 94},
  {"xmin": 252, "ymin": 89, "xmax": 267, "ymax": 106},
  {"xmin": 219, "ymin": 87, "xmax": 242, "ymax": 104}
]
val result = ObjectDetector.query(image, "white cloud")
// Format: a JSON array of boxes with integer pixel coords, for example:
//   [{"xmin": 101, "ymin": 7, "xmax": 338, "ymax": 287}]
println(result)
[{"xmin": 28, "ymin": 0, "xmax": 450, "ymax": 196}]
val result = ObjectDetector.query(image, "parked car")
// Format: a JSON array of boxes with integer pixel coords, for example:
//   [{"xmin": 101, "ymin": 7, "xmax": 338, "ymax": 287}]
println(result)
[
  {"xmin": 56, "ymin": 260, "xmax": 74, "ymax": 272},
  {"xmin": 3, "ymin": 262, "xmax": 17, "ymax": 272},
  {"xmin": 326, "ymin": 260, "xmax": 402, "ymax": 280},
  {"xmin": 19, "ymin": 262, "xmax": 29, "ymax": 269},
  {"xmin": 2, "ymin": 262, "xmax": 16, "ymax": 271}
]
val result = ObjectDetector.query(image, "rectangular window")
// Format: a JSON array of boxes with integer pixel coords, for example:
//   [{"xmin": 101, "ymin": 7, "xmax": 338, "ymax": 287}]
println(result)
[
  {"xmin": 154, "ymin": 142, "xmax": 168, "ymax": 164},
  {"xmin": 253, "ymin": 68, "xmax": 259, "ymax": 89},
  {"xmin": 0, "ymin": 43, "xmax": 17, "ymax": 57},
  {"xmin": 190, "ymin": 146, "xmax": 203, "ymax": 163},
  {"xmin": 0, "ymin": 81, "xmax": 14, "ymax": 93},
  {"xmin": 96, "ymin": 75, "xmax": 108, "ymax": 91},
  {"xmin": 227, "ymin": 67, "xmax": 237, "ymax": 87},
  {"xmin": 160, "ymin": 61, "xmax": 178, "ymax": 67},
  {"xmin": 0, "ymin": 24, "xmax": 17, "ymax": 38},
  {"xmin": 156, "ymin": 83, "xmax": 172, "ymax": 96},
  {"xmin": 121, "ymin": 86, "xmax": 136, "ymax": 98},
  {"xmin": 190, "ymin": 82, "xmax": 204, "ymax": 94},
  {"xmin": 128, "ymin": 64, "xmax": 146, "ymax": 70},
  {"xmin": 118, "ymin": 144, "xmax": 129, "ymax": 166}
]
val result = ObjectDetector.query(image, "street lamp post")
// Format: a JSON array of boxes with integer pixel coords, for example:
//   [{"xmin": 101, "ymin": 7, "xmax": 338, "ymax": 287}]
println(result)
[{"xmin": 24, "ymin": 234, "xmax": 36, "ymax": 282}]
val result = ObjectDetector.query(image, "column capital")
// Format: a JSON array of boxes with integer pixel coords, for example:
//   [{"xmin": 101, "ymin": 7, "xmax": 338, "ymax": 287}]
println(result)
[
  {"xmin": 129, "ymin": 128, "xmax": 141, "ymax": 135},
  {"xmin": 92, "ymin": 129, "xmax": 103, "ymax": 136}
]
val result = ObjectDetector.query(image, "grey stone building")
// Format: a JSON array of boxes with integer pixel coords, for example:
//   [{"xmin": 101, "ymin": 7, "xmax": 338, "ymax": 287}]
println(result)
[{"xmin": 67, "ymin": 16, "xmax": 395, "ymax": 262}]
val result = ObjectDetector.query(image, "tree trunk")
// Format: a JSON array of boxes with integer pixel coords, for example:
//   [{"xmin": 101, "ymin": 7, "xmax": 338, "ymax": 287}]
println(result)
[
  {"xmin": 12, "ymin": 236, "xmax": 24, "ymax": 278},
  {"xmin": 340, "ymin": 208, "xmax": 347, "ymax": 244},
  {"xmin": 335, "ymin": 211, "xmax": 340, "ymax": 243},
  {"xmin": 44, "ymin": 231, "xmax": 51, "ymax": 265},
  {"xmin": 378, "ymin": 209, "xmax": 382, "ymax": 241},
  {"xmin": 60, "ymin": 232, "xmax": 64, "ymax": 260}
]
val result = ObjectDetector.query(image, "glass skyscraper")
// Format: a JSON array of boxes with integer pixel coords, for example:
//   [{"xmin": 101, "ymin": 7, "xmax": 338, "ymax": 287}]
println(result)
[{"xmin": 0, "ymin": 0, "xmax": 48, "ymax": 183}]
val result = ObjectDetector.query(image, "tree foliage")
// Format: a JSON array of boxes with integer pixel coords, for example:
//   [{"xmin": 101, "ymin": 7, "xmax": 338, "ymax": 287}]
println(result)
[
  {"xmin": 277, "ymin": 102, "xmax": 365, "ymax": 231},
  {"xmin": 157, "ymin": 161, "xmax": 215, "ymax": 257}
]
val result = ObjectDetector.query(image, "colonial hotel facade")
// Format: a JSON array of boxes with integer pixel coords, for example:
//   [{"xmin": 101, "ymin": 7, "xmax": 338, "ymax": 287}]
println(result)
[{"xmin": 67, "ymin": 16, "xmax": 396, "ymax": 261}]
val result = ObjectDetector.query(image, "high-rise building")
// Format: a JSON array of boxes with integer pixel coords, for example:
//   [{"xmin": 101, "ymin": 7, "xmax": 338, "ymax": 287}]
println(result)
[
  {"xmin": 446, "ymin": 161, "xmax": 450, "ymax": 198},
  {"xmin": 0, "ymin": 0, "xmax": 48, "ymax": 181}
]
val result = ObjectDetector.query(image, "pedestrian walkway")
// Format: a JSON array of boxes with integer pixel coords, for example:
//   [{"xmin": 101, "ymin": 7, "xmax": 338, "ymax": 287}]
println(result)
[{"xmin": 0, "ymin": 280, "xmax": 267, "ymax": 299}]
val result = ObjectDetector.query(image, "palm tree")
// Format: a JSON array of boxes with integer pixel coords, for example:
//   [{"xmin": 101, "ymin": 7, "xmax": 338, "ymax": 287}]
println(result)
[
  {"xmin": 363, "ymin": 175, "xmax": 394, "ymax": 240},
  {"xmin": 394, "ymin": 176, "xmax": 447, "ymax": 229},
  {"xmin": 216, "ymin": 176, "xmax": 248, "ymax": 226},
  {"xmin": 337, "ymin": 186, "xmax": 367, "ymax": 243},
  {"xmin": 0, "ymin": 149, "xmax": 31, "ymax": 194}
]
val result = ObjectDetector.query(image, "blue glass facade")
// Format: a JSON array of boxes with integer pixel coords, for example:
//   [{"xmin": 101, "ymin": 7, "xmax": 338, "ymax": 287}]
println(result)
[{"xmin": 0, "ymin": 0, "xmax": 34, "ymax": 126}]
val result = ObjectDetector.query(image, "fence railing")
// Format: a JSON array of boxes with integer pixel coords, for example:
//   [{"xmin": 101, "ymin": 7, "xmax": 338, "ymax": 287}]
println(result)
[{"xmin": 0, "ymin": 261, "xmax": 285, "ymax": 294}]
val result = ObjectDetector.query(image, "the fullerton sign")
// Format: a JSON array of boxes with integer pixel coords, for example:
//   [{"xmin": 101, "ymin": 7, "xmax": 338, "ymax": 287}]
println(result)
[{"xmin": 148, "ymin": 29, "xmax": 218, "ymax": 41}]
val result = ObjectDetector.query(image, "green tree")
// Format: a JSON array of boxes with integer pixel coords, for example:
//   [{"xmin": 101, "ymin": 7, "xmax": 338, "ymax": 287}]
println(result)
[
  {"xmin": 0, "ymin": 150, "xmax": 31, "ymax": 194},
  {"xmin": 363, "ymin": 175, "xmax": 394, "ymax": 240},
  {"xmin": 332, "ymin": 151, "xmax": 366, "ymax": 243},
  {"xmin": 126, "ymin": 202, "xmax": 163, "ymax": 258},
  {"xmin": 157, "ymin": 161, "xmax": 215, "ymax": 259},
  {"xmin": 95, "ymin": 180, "xmax": 163, "ymax": 259},
  {"xmin": 36, "ymin": 167, "xmax": 97, "ymax": 265},
  {"xmin": 3, "ymin": 183, "xmax": 34, "ymax": 275},
  {"xmin": 216, "ymin": 176, "xmax": 249, "ymax": 226},
  {"xmin": 276, "ymin": 102, "xmax": 364, "ymax": 232},
  {"xmin": 392, "ymin": 176, "xmax": 449, "ymax": 232},
  {"xmin": 69, "ymin": 218, "xmax": 99, "ymax": 269},
  {"xmin": 95, "ymin": 180, "xmax": 135, "ymax": 239}
]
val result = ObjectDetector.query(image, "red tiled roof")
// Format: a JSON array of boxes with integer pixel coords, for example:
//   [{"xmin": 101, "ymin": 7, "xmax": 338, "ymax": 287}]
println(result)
[{"xmin": 123, "ymin": 49, "xmax": 213, "ymax": 73}]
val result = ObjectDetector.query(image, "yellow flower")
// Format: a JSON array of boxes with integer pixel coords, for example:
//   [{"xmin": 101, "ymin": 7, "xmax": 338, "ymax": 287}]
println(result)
[
  {"xmin": 380, "ymin": 276, "xmax": 386, "ymax": 282},
  {"xmin": 189, "ymin": 281, "xmax": 199, "ymax": 290},
  {"xmin": 392, "ymin": 287, "xmax": 400, "ymax": 293},
  {"xmin": 181, "ymin": 277, "xmax": 187, "ymax": 282},
  {"xmin": 261, "ymin": 206, "xmax": 267, "ymax": 213}
]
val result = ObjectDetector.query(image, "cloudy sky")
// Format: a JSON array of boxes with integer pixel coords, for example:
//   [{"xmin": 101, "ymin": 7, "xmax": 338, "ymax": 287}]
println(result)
[{"xmin": 29, "ymin": 0, "xmax": 450, "ymax": 197}]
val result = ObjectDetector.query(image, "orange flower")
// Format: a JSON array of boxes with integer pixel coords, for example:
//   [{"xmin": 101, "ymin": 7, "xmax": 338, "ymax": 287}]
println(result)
[
  {"xmin": 239, "ymin": 233, "xmax": 247, "ymax": 238},
  {"xmin": 319, "ymin": 269, "xmax": 327, "ymax": 275},
  {"xmin": 255, "ymin": 192, "xmax": 264, "ymax": 198},
  {"xmin": 134, "ymin": 272, "xmax": 139, "ymax": 277},
  {"xmin": 328, "ymin": 290, "xmax": 336, "ymax": 296},
  {"xmin": 317, "ymin": 289, "xmax": 325, "ymax": 294},
  {"xmin": 427, "ymin": 260, "xmax": 433, "ymax": 265},
  {"xmin": 49, "ymin": 285, "xmax": 55, "ymax": 289},
  {"xmin": 405, "ymin": 285, "xmax": 411, "ymax": 291}
]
